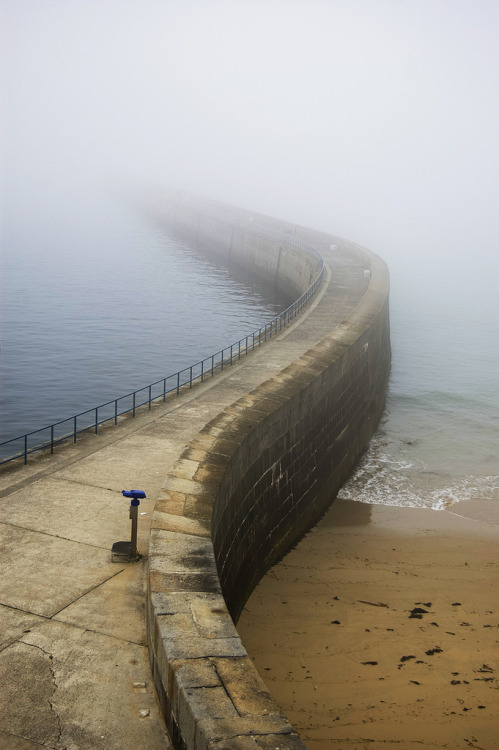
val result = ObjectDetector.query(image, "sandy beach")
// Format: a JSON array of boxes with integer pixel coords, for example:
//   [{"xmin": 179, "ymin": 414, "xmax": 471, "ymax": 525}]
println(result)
[{"xmin": 237, "ymin": 498, "xmax": 499, "ymax": 750}]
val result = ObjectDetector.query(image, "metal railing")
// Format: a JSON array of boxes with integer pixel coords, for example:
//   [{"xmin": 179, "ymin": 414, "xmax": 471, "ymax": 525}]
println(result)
[{"xmin": 0, "ymin": 233, "xmax": 324, "ymax": 466}]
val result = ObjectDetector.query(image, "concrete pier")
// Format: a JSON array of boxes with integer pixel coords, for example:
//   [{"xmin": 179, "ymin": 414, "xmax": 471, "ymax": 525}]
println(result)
[{"xmin": 0, "ymin": 194, "xmax": 390, "ymax": 749}]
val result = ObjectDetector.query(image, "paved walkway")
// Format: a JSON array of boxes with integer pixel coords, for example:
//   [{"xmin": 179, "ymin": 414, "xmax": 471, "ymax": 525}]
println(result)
[{"xmin": 0, "ymin": 239, "xmax": 370, "ymax": 749}]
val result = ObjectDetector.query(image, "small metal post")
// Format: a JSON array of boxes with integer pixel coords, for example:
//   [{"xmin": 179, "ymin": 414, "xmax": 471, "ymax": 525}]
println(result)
[
  {"xmin": 129, "ymin": 498, "xmax": 140, "ymax": 559},
  {"xmin": 111, "ymin": 490, "xmax": 146, "ymax": 562}
]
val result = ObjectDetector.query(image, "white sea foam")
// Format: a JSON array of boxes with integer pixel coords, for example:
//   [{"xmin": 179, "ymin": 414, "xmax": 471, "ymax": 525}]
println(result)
[{"xmin": 337, "ymin": 431, "xmax": 499, "ymax": 512}]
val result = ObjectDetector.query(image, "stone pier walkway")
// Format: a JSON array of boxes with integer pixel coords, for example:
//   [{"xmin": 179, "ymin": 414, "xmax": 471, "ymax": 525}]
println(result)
[{"xmin": 0, "ymin": 239, "xmax": 370, "ymax": 749}]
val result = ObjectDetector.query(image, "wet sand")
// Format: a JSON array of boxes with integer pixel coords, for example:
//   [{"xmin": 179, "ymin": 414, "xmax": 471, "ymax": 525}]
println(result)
[{"xmin": 237, "ymin": 499, "xmax": 499, "ymax": 750}]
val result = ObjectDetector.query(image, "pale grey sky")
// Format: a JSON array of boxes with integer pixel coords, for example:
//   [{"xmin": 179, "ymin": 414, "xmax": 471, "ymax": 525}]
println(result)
[{"xmin": 2, "ymin": 0, "xmax": 499, "ymax": 279}]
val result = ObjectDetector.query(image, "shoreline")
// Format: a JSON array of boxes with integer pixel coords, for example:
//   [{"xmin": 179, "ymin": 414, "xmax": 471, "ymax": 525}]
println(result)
[{"xmin": 237, "ymin": 498, "xmax": 499, "ymax": 750}]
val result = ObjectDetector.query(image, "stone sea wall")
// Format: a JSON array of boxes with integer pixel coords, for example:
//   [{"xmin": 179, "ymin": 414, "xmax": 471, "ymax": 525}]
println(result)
[
  {"xmin": 153, "ymin": 191, "xmax": 322, "ymax": 298},
  {"xmin": 147, "ymin": 192, "xmax": 391, "ymax": 749}
]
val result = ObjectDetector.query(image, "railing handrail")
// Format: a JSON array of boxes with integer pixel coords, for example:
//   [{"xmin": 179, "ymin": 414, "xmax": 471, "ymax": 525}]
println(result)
[{"xmin": 0, "ymin": 230, "xmax": 324, "ymax": 465}]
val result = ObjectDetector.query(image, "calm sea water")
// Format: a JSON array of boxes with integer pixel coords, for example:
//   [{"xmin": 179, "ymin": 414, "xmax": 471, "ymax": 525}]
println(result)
[
  {"xmin": 338, "ymin": 251, "xmax": 499, "ymax": 514},
  {"xmin": 0, "ymin": 192, "xmax": 290, "ymax": 450}
]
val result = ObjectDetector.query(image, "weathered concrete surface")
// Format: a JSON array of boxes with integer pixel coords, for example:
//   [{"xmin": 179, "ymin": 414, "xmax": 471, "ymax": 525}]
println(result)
[{"xmin": 0, "ymin": 433, "xmax": 173, "ymax": 749}]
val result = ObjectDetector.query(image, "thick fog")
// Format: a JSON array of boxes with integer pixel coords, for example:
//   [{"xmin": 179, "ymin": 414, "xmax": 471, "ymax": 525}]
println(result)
[{"xmin": 2, "ymin": 0, "xmax": 499, "ymax": 293}]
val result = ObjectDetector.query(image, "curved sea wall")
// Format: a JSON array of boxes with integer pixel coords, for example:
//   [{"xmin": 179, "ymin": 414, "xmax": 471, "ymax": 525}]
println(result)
[
  {"xmin": 147, "ymin": 192, "xmax": 391, "ymax": 750},
  {"xmin": 153, "ymin": 191, "xmax": 322, "ymax": 298}
]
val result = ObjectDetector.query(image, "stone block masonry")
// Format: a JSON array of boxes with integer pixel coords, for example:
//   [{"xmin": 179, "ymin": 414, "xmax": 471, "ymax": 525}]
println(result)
[{"xmin": 147, "ymin": 191, "xmax": 391, "ymax": 749}]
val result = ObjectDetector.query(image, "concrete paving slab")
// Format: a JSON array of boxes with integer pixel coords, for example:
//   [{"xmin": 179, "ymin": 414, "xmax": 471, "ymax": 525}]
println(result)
[
  {"xmin": 0, "ymin": 730, "xmax": 45, "ymax": 749},
  {"xmin": 0, "ymin": 605, "xmax": 46, "ymax": 651},
  {"xmin": 0, "ymin": 479, "xmax": 129, "ymax": 548},
  {"xmin": 0, "ymin": 524, "xmax": 123, "ymax": 617},
  {"xmin": 54, "ymin": 434, "xmax": 177, "ymax": 494},
  {"xmin": 0, "ymin": 618, "xmax": 170, "ymax": 750},
  {"xmin": 54, "ymin": 561, "xmax": 147, "ymax": 645},
  {"xmin": 1, "ymin": 640, "xmax": 60, "ymax": 747}
]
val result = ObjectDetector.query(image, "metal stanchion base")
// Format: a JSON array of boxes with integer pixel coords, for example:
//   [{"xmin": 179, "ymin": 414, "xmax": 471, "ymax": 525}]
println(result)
[{"xmin": 111, "ymin": 540, "xmax": 139, "ymax": 562}]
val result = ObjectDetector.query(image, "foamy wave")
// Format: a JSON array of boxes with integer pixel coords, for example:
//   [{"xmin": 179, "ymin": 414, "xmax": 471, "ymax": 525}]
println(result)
[
  {"xmin": 429, "ymin": 475, "xmax": 499, "ymax": 509},
  {"xmin": 337, "ymin": 439, "xmax": 499, "ymax": 511}
]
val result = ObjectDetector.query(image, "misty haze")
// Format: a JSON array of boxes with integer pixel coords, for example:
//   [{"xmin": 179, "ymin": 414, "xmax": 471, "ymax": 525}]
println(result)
[{"xmin": 1, "ymin": 1, "xmax": 498, "ymax": 748}]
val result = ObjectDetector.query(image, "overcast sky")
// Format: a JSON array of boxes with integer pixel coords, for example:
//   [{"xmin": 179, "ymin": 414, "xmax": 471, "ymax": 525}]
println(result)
[{"xmin": 2, "ymin": 0, "xmax": 499, "ymax": 279}]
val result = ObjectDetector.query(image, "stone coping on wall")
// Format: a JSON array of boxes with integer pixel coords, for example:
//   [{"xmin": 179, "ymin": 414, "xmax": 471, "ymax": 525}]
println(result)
[{"xmin": 147, "ymin": 197, "xmax": 390, "ymax": 750}]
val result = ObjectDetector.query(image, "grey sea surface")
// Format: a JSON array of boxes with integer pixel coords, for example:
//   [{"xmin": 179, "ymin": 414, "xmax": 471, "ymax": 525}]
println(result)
[
  {"xmin": 338, "ymin": 251, "xmax": 499, "ymax": 515},
  {"xmin": 0, "ymin": 194, "xmax": 290, "ymax": 450}
]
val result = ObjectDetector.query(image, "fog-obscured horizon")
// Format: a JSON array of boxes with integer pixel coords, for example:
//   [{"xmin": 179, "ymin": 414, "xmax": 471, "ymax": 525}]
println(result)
[{"xmin": 3, "ymin": 0, "xmax": 498, "ymax": 280}]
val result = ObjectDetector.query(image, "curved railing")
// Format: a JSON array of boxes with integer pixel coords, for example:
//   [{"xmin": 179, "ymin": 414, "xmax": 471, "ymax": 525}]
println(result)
[{"xmin": 0, "ymin": 232, "xmax": 324, "ymax": 466}]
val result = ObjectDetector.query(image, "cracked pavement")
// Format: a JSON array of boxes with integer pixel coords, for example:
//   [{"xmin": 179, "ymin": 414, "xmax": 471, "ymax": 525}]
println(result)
[{"xmin": 0, "ymin": 409, "xmax": 176, "ymax": 749}]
